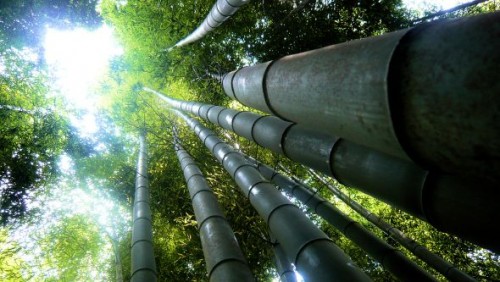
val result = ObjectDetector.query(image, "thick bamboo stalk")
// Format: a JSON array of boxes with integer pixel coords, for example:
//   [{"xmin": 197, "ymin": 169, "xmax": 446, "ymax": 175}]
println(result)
[
  {"xmin": 250, "ymin": 159, "xmax": 436, "ymax": 281},
  {"xmin": 219, "ymin": 12, "xmax": 500, "ymax": 184},
  {"xmin": 304, "ymin": 168, "xmax": 475, "ymax": 282},
  {"xmin": 172, "ymin": 0, "xmax": 250, "ymax": 49},
  {"xmin": 269, "ymin": 233, "xmax": 297, "ymax": 282},
  {"xmin": 172, "ymin": 109, "xmax": 371, "ymax": 281},
  {"xmin": 146, "ymin": 88, "xmax": 500, "ymax": 253},
  {"xmin": 173, "ymin": 137, "xmax": 254, "ymax": 281},
  {"xmin": 131, "ymin": 133, "xmax": 157, "ymax": 282}
]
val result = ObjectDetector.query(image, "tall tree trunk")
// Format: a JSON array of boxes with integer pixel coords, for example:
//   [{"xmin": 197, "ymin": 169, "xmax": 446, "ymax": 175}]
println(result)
[
  {"xmin": 304, "ymin": 168, "xmax": 475, "ymax": 282},
  {"xmin": 172, "ymin": 109, "xmax": 371, "ymax": 281},
  {"xmin": 171, "ymin": 0, "xmax": 250, "ymax": 49},
  {"xmin": 219, "ymin": 12, "xmax": 500, "ymax": 184},
  {"xmin": 250, "ymin": 158, "xmax": 436, "ymax": 281},
  {"xmin": 131, "ymin": 133, "xmax": 157, "ymax": 282},
  {"xmin": 145, "ymin": 87, "xmax": 500, "ymax": 253},
  {"xmin": 173, "ymin": 133, "xmax": 254, "ymax": 281}
]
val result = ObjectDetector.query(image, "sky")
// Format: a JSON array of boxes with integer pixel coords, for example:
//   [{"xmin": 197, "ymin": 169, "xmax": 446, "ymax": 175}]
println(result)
[
  {"xmin": 44, "ymin": 25, "xmax": 123, "ymax": 136},
  {"xmin": 403, "ymin": 0, "xmax": 470, "ymax": 11},
  {"xmin": 42, "ymin": 24, "xmax": 125, "ymax": 228},
  {"xmin": 44, "ymin": 25, "xmax": 122, "ymax": 105}
]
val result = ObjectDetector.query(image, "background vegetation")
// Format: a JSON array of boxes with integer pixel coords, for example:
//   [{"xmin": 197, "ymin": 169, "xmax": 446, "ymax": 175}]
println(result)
[{"xmin": 0, "ymin": 0, "xmax": 499, "ymax": 281}]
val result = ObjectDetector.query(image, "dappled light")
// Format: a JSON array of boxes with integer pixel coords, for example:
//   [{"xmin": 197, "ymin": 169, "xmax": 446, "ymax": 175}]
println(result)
[{"xmin": 9, "ymin": 184, "xmax": 130, "ymax": 281}]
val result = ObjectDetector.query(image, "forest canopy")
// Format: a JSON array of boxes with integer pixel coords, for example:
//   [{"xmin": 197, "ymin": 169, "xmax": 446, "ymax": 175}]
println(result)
[{"xmin": 0, "ymin": 0, "xmax": 499, "ymax": 281}]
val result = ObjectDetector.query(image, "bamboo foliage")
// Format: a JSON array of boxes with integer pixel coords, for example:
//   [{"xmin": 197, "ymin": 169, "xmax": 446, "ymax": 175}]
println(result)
[
  {"xmin": 171, "ymin": 109, "xmax": 371, "ymax": 281},
  {"xmin": 173, "ymin": 134, "xmax": 254, "ymax": 281},
  {"xmin": 145, "ymin": 87, "xmax": 499, "ymax": 253},
  {"xmin": 131, "ymin": 133, "xmax": 157, "ymax": 282},
  {"xmin": 248, "ymin": 158, "xmax": 436, "ymax": 281}
]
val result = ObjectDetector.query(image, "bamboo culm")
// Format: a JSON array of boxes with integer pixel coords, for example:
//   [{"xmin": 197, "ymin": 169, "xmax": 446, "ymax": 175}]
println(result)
[
  {"xmin": 173, "ymin": 136, "xmax": 254, "ymax": 281},
  {"xmin": 131, "ymin": 133, "xmax": 157, "ymax": 282},
  {"xmin": 249, "ymin": 158, "xmax": 436, "ymax": 282},
  {"xmin": 219, "ymin": 12, "xmax": 500, "ymax": 184},
  {"xmin": 172, "ymin": 0, "xmax": 250, "ymax": 49},
  {"xmin": 146, "ymin": 87, "xmax": 500, "ymax": 253},
  {"xmin": 172, "ymin": 109, "xmax": 371, "ymax": 281}
]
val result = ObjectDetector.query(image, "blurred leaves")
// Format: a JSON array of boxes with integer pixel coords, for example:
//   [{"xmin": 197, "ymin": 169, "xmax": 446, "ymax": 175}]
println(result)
[
  {"xmin": 0, "ymin": 41, "xmax": 69, "ymax": 224},
  {"xmin": 1, "ymin": 0, "xmax": 498, "ymax": 280}
]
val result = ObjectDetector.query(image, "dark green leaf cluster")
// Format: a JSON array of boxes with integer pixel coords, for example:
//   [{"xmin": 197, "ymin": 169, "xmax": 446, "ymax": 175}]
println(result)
[{"xmin": 0, "ymin": 44, "xmax": 69, "ymax": 224}]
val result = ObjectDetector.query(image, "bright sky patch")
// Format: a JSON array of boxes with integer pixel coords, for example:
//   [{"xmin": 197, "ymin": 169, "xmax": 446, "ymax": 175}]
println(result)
[
  {"xmin": 403, "ymin": 0, "xmax": 470, "ymax": 11},
  {"xmin": 44, "ymin": 25, "xmax": 122, "ymax": 111}
]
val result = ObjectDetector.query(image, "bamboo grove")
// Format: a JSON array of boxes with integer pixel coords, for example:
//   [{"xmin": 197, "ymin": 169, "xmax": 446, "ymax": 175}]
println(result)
[{"xmin": 110, "ymin": 1, "xmax": 500, "ymax": 281}]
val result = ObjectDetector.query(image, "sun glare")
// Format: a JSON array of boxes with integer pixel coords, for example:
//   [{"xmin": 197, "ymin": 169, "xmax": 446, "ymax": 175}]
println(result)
[{"xmin": 44, "ymin": 25, "xmax": 122, "ymax": 109}]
